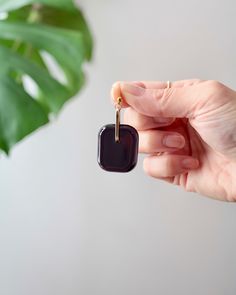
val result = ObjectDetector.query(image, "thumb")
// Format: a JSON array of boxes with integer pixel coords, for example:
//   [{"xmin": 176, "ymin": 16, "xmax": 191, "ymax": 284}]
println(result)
[{"xmin": 120, "ymin": 81, "xmax": 211, "ymax": 118}]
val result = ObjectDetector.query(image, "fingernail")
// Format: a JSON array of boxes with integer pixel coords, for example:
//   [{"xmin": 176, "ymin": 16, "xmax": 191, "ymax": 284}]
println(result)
[
  {"xmin": 182, "ymin": 158, "xmax": 199, "ymax": 169},
  {"xmin": 132, "ymin": 81, "xmax": 146, "ymax": 88},
  {"xmin": 121, "ymin": 83, "xmax": 145, "ymax": 96},
  {"xmin": 163, "ymin": 135, "xmax": 185, "ymax": 148}
]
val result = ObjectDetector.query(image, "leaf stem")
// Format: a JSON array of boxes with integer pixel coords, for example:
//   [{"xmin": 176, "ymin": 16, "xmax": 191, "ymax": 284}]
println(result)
[{"xmin": 27, "ymin": 4, "xmax": 42, "ymax": 24}]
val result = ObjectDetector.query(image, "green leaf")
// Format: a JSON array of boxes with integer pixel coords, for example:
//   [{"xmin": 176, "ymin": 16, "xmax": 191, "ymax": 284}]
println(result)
[
  {"xmin": 0, "ymin": 74, "xmax": 48, "ymax": 153},
  {"xmin": 38, "ymin": 6, "xmax": 93, "ymax": 60},
  {"xmin": 6, "ymin": 5, "xmax": 93, "ymax": 61},
  {"xmin": 0, "ymin": 21, "xmax": 85, "ymax": 90},
  {"xmin": 0, "ymin": 46, "xmax": 71, "ymax": 113},
  {"xmin": 0, "ymin": 2, "xmax": 93, "ymax": 153},
  {"xmin": 0, "ymin": 0, "xmax": 75, "ymax": 12}
]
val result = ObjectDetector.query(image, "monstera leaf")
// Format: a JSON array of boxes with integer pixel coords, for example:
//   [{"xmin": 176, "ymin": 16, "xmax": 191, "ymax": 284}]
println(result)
[{"xmin": 0, "ymin": 0, "xmax": 93, "ymax": 153}]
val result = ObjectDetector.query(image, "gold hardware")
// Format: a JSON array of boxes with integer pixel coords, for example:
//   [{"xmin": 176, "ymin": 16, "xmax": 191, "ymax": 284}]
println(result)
[{"xmin": 115, "ymin": 97, "xmax": 122, "ymax": 142}]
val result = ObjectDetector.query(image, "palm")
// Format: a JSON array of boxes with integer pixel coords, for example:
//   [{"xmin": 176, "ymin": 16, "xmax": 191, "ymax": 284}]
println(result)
[
  {"xmin": 115, "ymin": 79, "xmax": 236, "ymax": 201},
  {"xmin": 169, "ymin": 119, "xmax": 235, "ymax": 201}
]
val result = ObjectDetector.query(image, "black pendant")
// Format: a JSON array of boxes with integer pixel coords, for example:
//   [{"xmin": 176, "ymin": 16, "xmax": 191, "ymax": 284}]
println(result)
[{"xmin": 98, "ymin": 124, "xmax": 139, "ymax": 172}]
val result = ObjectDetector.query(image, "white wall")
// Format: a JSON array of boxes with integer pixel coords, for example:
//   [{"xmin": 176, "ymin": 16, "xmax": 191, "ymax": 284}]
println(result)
[{"xmin": 0, "ymin": 0, "xmax": 236, "ymax": 294}]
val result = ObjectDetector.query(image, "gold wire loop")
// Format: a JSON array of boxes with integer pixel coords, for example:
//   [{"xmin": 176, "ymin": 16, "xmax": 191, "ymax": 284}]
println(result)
[
  {"xmin": 115, "ymin": 97, "xmax": 122, "ymax": 142},
  {"xmin": 167, "ymin": 81, "xmax": 171, "ymax": 89}
]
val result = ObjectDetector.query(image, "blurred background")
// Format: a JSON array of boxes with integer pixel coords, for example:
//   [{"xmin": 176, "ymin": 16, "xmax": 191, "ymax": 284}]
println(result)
[{"xmin": 0, "ymin": 0, "xmax": 236, "ymax": 294}]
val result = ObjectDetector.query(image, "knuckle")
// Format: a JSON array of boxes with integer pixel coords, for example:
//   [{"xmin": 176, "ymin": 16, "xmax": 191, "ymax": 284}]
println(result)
[
  {"xmin": 207, "ymin": 80, "xmax": 227, "ymax": 95},
  {"xmin": 159, "ymin": 88, "xmax": 176, "ymax": 117},
  {"xmin": 228, "ymin": 194, "xmax": 236, "ymax": 202},
  {"xmin": 208, "ymin": 80, "xmax": 222, "ymax": 88},
  {"xmin": 140, "ymin": 131, "xmax": 164, "ymax": 153},
  {"xmin": 149, "ymin": 87, "xmax": 177, "ymax": 117},
  {"xmin": 192, "ymin": 78, "xmax": 202, "ymax": 84},
  {"xmin": 164, "ymin": 157, "xmax": 175, "ymax": 176},
  {"xmin": 185, "ymin": 184, "xmax": 195, "ymax": 193},
  {"xmin": 143, "ymin": 158, "xmax": 152, "ymax": 175},
  {"xmin": 204, "ymin": 80, "xmax": 232, "ymax": 106},
  {"xmin": 152, "ymin": 89, "xmax": 165, "ymax": 116},
  {"xmin": 224, "ymin": 185, "xmax": 236, "ymax": 202}
]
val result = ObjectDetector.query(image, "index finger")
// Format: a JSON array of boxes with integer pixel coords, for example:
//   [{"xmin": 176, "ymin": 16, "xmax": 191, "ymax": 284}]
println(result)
[{"xmin": 111, "ymin": 79, "xmax": 203, "ymax": 108}]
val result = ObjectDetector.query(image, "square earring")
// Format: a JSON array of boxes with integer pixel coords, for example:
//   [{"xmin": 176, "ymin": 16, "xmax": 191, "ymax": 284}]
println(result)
[{"xmin": 97, "ymin": 97, "xmax": 139, "ymax": 172}]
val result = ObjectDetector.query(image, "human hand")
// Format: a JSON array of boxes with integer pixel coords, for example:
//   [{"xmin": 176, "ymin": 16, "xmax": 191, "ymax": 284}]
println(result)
[{"xmin": 111, "ymin": 79, "xmax": 236, "ymax": 201}]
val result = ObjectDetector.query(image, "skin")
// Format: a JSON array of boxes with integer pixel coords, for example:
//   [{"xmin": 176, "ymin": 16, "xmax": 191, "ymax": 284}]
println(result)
[{"xmin": 111, "ymin": 79, "xmax": 236, "ymax": 202}]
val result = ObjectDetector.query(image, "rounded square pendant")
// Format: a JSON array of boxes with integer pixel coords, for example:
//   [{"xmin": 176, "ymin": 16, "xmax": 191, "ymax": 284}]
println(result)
[{"xmin": 98, "ymin": 124, "xmax": 139, "ymax": 172}]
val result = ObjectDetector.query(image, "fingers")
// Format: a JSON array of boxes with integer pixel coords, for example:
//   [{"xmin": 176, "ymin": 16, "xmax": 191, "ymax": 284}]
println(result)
[
  {"xmin": 139, "ymin": 130, "xmax": 185, "ymax": 153},
  {"xmin": 143, "ymin": 155, "xmax": 199, "ymax": 178},
  {"xmin": 111, "ymin": 79, "xmax": 203, "ymax": 108},
  {"xmin": 119, "ymin": 82, "xmax": 204, "ymax": 118},
  {"xmin": 111, "ymin": 81, "xmax": 126, "ymax": 106},
  {"xmin": 124, "ymin": 107, "xmax": 175, "ymax": 131},
  {"xmin": 136, "ymin": 79, "xmax": 202, "ymax": 89},
  {"xmin": 111, "ymin": 79, "xmax": 217, "ymax": 118}
]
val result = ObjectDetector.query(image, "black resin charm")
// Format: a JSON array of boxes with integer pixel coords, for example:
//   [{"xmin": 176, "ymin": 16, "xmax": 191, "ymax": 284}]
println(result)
[{"xmin": 98, "ymin": 124, "xmax": 139, "ymax": 172}]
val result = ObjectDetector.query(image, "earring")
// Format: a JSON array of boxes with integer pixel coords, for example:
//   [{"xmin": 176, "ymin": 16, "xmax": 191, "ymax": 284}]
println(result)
[{"xmin": 97, "ymin": 97, "xmax": 139, "ymax": 172}]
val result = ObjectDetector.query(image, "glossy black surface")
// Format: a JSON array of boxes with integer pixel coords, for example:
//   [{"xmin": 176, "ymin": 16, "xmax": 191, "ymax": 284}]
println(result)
[{"xmin": 98, "ymin": 124, "xmax": 139, "ymax": 172}]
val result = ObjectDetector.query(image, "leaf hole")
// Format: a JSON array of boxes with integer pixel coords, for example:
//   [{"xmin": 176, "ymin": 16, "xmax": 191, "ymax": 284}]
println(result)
[
  {"xmin": 0, "ymin": 12, "xmax": 8, "ymax": 20},
  {"xmin": 22, "ymin": 75, "xmax": 39, "ymax": 98},
  {"xmin": 40, "ymin": 50, "xmax": 67, "ymax": 85}
]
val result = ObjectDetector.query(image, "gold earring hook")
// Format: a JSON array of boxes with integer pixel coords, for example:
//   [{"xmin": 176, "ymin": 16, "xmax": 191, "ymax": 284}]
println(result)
[{"xmin": 115, "ymin": 97, "xmax": 122, "ymax": 142}]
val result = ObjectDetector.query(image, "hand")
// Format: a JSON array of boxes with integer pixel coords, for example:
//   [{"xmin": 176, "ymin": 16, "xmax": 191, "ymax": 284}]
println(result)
[{"xmin": 111, "ymin": 79, "xmax": 236, "ymax": 201}]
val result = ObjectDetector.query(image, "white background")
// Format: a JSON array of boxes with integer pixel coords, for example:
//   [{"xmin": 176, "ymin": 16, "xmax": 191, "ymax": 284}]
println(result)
[{"xmin": 0, "ymin": 0, "xmax": 236, "ymax": 294}]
